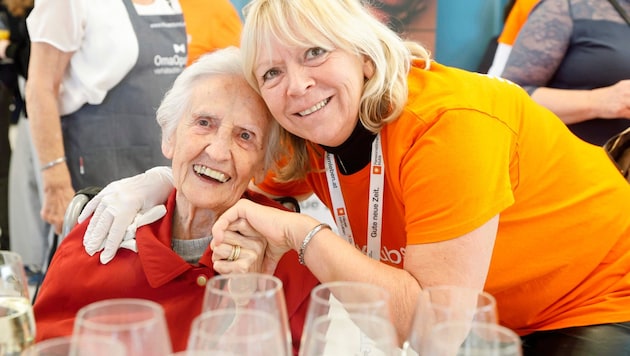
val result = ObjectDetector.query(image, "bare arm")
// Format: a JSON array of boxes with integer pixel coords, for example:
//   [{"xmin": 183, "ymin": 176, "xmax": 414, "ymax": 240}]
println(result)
[
  {"xmin": 25, "ymin": 42, "xmax": 75, "ymax": 233},
  {"xmin": 300, "ymin": 215, "xmax": 497, "ymax": 342},
  {"xmin": 531, "ymin": 82, "xmax": 630, "ymax": 123},
  {"xmin": 211, "ymin": 199, "xmax": 498, "ymax": 343}
]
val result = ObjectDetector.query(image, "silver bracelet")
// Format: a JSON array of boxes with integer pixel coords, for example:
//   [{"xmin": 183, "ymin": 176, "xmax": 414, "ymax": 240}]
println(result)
[
  {"xmin": 40, "ymin": 156, "xmax": 67, "ymax": 171},
  {"xmin": 298, "ymin": 223, "xmax": 331, "ymax": 265}
]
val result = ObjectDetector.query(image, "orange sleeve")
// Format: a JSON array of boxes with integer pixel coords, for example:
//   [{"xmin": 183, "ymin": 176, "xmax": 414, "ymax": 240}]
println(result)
[
  {"xmin": 400, "ymin": 109, "xmax": 515, "ymax": 243},
  {"xmin": 180, "ymin": 0, "xmax": 243, "ymax": 66}
]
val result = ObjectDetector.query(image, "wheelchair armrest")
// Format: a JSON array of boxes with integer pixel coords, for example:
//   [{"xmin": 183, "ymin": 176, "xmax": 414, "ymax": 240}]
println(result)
[{"xmin": 60, "ymin": 186, "xmax": 102, "ymax": 241}]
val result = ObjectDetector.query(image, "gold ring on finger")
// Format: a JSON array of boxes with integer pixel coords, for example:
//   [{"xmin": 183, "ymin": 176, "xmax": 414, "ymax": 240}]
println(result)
[{"xmin": 227, "ymin": 244, "xmax": 241, "ymax": 262}]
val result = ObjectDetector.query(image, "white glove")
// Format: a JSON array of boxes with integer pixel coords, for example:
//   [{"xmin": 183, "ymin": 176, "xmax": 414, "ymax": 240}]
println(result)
[
  {"xmin": 80, "ymin": 166, "xmax": 174, "ymax": 263},
  {"xmin": 99, "ymin": 205, "xmax": 166, "ymax": 264}
]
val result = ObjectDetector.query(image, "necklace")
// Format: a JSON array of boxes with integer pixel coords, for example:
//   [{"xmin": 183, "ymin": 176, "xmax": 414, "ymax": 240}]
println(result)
[{"xmin": 320, "ymin": 121, "xmax": 376, "ymax": 175}]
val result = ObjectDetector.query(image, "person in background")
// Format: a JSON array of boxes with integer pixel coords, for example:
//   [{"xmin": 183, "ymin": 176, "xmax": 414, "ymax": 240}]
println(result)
[
  {"xmin": 501, "ymin": 0, "xmax": 630, "ymax": 145},
  {"xmin": 486, "ymin": 0, "xmax": 538, "ymax": 76},
  {"xmin": 0, "ymin": 0, "xmax": 30, "ymax": 75},
  {"xmin": 0, "ymin": 59, "xmax": 9, "ymax": 249},
  {"xmin": 12, "ymin": 0, "xmax": 187, "ymax": 273},
  {"xmin": 0, "ymin": 0, "xmax": 31, "ymax": 251},
  {"xmin": 80, "ymin": 0, "xmax": 630, "ymax": 354},
  {"xmin": 10, "ymin": 0, "xmax": 243, "ymax": 278},
  {"xmin": 180, "ymin": 0, "xmax": 242, "ymax": 66},
  {"xmin": 33, "ymin": 47, "xmax": 318, "ymax": 354}
]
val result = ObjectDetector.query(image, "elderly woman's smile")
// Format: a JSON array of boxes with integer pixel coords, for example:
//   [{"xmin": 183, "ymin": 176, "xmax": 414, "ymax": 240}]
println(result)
[{"xmin": 192, "ymin": 164, "xmax": 230, "ymax": 183}]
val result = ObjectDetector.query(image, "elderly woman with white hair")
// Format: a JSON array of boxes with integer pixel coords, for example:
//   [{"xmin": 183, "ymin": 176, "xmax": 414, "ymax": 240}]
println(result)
[{"xmin": 32, "ymin": 47, "xmax": 318, "ymax": 354}]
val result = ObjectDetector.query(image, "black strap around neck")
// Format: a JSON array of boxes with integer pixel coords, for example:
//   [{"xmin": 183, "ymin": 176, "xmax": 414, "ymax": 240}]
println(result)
[
  {"xmin": 320, "ymin": 121, "xmax": 376, "ymax": 175},
  {"xmin": 608, "ymin": 0, "xmax": 630, "ymax": 26}
]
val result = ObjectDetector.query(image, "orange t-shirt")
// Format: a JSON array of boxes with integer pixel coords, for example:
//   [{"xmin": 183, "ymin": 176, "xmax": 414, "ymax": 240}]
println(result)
[
  {"xmin": 258, "ymin": 60, "xmax": 630, "ymax": 335},
  {"xmin": 498, "ymin": 0, "xmax": 539, "ymax": 45},
  {"xmin": 180, "ymin": 0, "xmax": 242, "ymax": 65}
]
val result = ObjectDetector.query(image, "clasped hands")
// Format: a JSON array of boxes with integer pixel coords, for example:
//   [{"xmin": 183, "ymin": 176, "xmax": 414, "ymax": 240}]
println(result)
[{"xmin": 78, "ymin": 168, "xmax": 270, "ymax": 273}]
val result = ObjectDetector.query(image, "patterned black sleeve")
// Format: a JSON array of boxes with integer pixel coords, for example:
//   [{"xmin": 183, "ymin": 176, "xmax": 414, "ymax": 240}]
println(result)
[{"xmin": 501, "ymin": 0, "xmax": 572, "ymax": 94}]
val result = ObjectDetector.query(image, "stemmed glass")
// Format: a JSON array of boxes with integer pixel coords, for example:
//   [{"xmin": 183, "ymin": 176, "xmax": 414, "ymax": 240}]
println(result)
[
  {"xmin": 72, "ymin": 298, "xmax": 172, "ymax": 356},
  {"xmin": 405, "ymin": 285, "xmax": 499, "ymax": 356},
  {"xmin": 299, "ymin": 281, "xmax": 396, "ymax": 356},
  {"xmin": 300, "ymin": 313, "xmax": 399, "ymax": 356},
  {"xmin": 425, "ymin": 321, "xmax": 522, "ymax": 356},
  {"xmin": 201, "ymin": 273, "xmax": 291, "ymax": 355},
  {"xmin": 0, "ymin": 250, "xmax": 36, "ymax": 355},
  {"xmin": 187, "ymin": 309, "xmax": 286, "ymax": 355},
  {"xmin": 21, "ymin": 335, "xmax": 127, "ymax": 356}
]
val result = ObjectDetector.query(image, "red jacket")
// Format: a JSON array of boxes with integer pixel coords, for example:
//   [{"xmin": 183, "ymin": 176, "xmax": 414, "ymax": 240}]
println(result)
[{"xmin": 33, "ymin": 190, "xmax": 319, "ymax": 354}]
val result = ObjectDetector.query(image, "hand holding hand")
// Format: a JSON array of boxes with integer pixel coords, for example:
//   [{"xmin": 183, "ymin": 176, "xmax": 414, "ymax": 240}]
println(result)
[
  {"xmin": 211, "ymin": 220, "xmax": 267, "ymax": 274},
  {"xmin": 211, "ymin": 199, "xmax": 320, "ymax": 274}
]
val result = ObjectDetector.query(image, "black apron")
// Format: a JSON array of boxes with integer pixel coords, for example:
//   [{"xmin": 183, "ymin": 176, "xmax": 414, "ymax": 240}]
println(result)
[{"xmin": 61, "ymin": 0, "xmax": 186, "ymax": 189}]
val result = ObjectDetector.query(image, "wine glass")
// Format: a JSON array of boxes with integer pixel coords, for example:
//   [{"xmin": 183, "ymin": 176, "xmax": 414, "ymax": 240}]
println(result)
[
  {"xmin": 300, "ymin": 313, "xmax": 399, "ymax": 356},
  {"xmin": 201, "ymin": 273, "xmax": 291, "ymax": 355},
  {"xmin": 72, "ymin": 298, "xmax": 172, "ymax": 356},
  {"xmin": 21, "ymin": 335, "xmax": 127, "ymax": 356},
  {"xmin": 187, "ymin": 309, "xmax": 286, "ymax": 356},
  {"xmin": 299, "ymin": 281, "xmax": 395, "ymax": 356},
  {"xmin": 425, "ymin": 321, "xmax": 522, "ymax": 356},
  {"xmin": 300, "ymin": 282, "xmax": 393, "ymax": 345},
  {"xmin": 405, "ymin": 285, "xmax": 499, "ymax": 356},
  {"xmin": 0, "ymin": 250, "xmax": 36, "ymax": 355}
]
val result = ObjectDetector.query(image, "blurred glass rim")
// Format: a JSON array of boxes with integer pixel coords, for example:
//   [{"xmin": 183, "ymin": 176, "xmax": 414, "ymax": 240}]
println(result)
[
  {"xmin": 191, "ymin": 309, "xmax": 282, "ymax": 341},
  {"xmin": 310, "ymin": 281, "xmax": 391, "ymax": 307},
  {"xmin": 0, "ymin": 250, "xmax": 25, "ymax": 264},
  {"xmin": 0, "ymin": 250, "xmax": 29, "ymax": 298},
  {"xmin": 22, "ymin": 335, "xmax": 127, "ymax": 355},
  {"xmin": 74, "ymin": 298, "xmax": 166, "ymax": 331},
  {"xmin": 305, "ymin": 313, "xmax": 399, "ymax": 350},
  {"xmin": 431, "ymin": 320, "xmax": 522, "ymax": 346},
  {"xmin": 421, "ymin": 285, "xmax": 497, "ymax": 306},
  {"xmin": 206, "ymin": 273, "xmax": 283, "ymax": 298},
  {"xmin": 310, "ymin": 312, "xmax": 396, "ymax": 330}
]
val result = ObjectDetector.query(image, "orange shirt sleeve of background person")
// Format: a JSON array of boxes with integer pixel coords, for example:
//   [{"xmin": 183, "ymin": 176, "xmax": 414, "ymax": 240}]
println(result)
[
  {"xmin": 180, "ymin": 0, "xmax": 243, "ymax": 66},
  {"xmin": 497, "ymin": 0, "xmax": 539, "ymax": 45}
]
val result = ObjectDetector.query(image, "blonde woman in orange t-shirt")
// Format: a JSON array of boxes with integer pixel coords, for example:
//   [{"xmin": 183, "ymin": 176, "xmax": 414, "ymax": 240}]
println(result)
[{"xmin": 79, "ymin": 0, "xmax": 630, "ymax": 354}]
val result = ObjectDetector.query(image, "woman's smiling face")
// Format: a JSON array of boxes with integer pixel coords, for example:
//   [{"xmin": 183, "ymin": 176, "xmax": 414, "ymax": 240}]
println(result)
[
  {"xmin": 162, "ymin": 74, "xmax": 271, "ymax": 213},
  {"xmin": 254, "ymin": 36, "xmax": 374, "ymax": 147}
]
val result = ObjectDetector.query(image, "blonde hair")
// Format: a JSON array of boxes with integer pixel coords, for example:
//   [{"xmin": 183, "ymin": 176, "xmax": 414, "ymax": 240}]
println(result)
[{"xmin": 241, "ymin": 0, "xmax": 430, "ymax": 180}]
